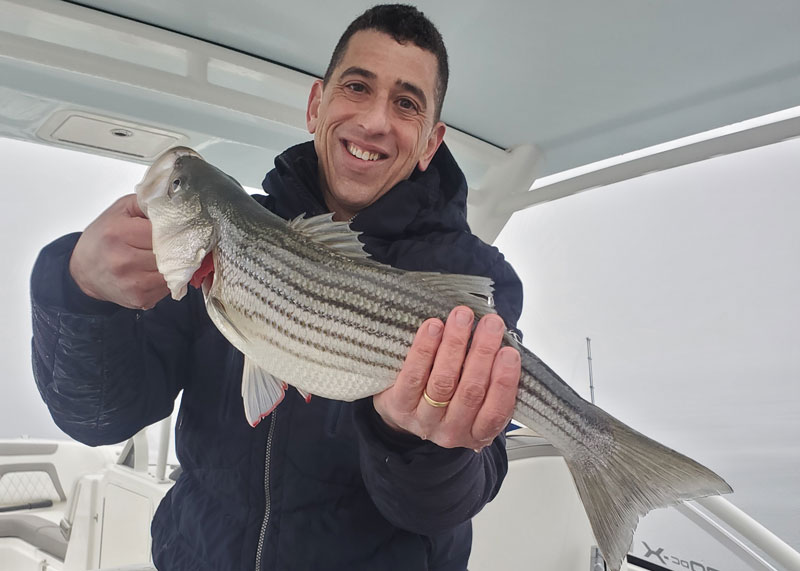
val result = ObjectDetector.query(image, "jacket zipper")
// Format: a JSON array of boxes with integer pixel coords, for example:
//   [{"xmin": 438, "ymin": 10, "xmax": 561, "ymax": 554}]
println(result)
[{"xmin": 254, "ymin": 411, "xmax": 276, "ymax": 571}]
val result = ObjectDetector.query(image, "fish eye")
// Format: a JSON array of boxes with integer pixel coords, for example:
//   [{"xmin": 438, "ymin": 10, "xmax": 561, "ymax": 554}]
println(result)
[{"xmin": 168, "ymin": 178, "xmax": 181, "ymax": 198}]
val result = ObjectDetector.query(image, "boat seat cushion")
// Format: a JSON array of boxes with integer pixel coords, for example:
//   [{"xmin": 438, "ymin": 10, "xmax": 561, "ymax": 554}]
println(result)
[{"xmin": 0, "ymin": 513, "xmax": 67, "ymax": 560}]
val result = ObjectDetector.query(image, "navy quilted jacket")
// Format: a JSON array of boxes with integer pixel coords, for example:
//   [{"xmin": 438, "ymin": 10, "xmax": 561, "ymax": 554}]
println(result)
[{"xmin": 30, "ymin": 142, "xmax": 523, "ymax": 570}]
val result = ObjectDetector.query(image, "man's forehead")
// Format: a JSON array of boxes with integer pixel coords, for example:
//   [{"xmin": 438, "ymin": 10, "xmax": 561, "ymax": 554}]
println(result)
[{"xmin": 333, "ymin": 30, "xmax": 437, "ymax": 94}]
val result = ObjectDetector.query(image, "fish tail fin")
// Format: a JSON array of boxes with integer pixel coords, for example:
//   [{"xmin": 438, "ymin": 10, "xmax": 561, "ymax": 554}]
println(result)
[{"xmin": 566, "ymin": 415, "xmax": 732, "ymax": 571}]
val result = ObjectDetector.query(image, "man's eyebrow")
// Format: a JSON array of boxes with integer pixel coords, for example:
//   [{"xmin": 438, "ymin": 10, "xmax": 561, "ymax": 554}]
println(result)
[{"xmin": 338, "ymin": 66, "xmax": 376, "ymax": 81}]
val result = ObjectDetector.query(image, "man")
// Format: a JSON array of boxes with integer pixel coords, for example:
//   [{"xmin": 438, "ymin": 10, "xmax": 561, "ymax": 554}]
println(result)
[{"xmin": 31, "ymin": 5, "xmax": 523, "ymax": 570}]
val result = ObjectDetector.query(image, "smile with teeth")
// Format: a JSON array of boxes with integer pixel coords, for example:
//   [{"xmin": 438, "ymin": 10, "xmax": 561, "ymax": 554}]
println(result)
[{"xmin": 346, "ymin": 142, "xmax": 384, "ymax": 162}]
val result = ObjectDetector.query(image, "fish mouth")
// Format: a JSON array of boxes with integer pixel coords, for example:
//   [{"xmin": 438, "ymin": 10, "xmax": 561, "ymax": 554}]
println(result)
[{"xmin": 136, "ymin": 146, "xmax": 204, "ymax": 215}]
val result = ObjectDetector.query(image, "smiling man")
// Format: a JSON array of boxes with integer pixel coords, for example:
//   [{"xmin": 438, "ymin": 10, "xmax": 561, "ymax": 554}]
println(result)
[
  {"xmin": 308, "ymin": 28, "xmax": 446, "ymax": 220},
  {"xmin": 31, "ymin": 5, "xmax": 523, "ymax": 570}
]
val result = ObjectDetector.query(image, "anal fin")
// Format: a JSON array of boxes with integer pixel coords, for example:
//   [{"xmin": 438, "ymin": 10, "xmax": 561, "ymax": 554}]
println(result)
[{"xmin": 242, "ymin": 356, "xmax": 286, "ymax": 427}]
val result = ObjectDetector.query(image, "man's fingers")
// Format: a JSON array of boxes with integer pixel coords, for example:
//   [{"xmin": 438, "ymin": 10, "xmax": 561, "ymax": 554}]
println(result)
[
  {"xmin": 471, "ymin": 346, "xmax": 520, "ymax": 444},
  {"xmin": 112, "ymin": 195, "xmax": 153, "ymax": 249},
  {"xmin": 444, "ymin": 314, "xmax": 506, "ymax": 434},
  {"xmin": 123, "ymin": 216, "xmax": 155, "ymax": 250},
  {"xmin": 416, "ymin": 307, "xmax": 474, "ymax": 432},
  {"xmin": 373, "ymin": 308, "xmax": 522, "ymax": 449},
  {"xmin": 70, "ymin": 194, "xmax": 164, "ymax": 306},
  {"xmin": 424, "ymin": 307, "xmax": 473, "ymax": 402},
  {"xmin": 131, "ymin": 269, "xmax": 170, "ymax": 296},
  {"xmin": 118, "ymin": 273, "xmax": 171, "ymax": 309},
  {"xmin": 389, "ymin": 318, "xmax": 444, "ymax": 413},
  {"xmin": 111, "ymin": 244, "xmax": 161, "ymax": 274},
  {"xmin": 121, "ymin": 193, "xmax": 147, "ymax": 219},
  {"xmin": 92, "ymin": 196, "xmax": 152, "ymax": 250},
  {"xmin": 137, "ymin": 276, "xmax": 171, "ymax": 309}
]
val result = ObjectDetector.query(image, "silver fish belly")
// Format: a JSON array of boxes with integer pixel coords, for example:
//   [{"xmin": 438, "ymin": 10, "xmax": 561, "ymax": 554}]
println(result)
[{"xmin": 135, "ymin": 147, "xmax": 732, "ymax": 571}]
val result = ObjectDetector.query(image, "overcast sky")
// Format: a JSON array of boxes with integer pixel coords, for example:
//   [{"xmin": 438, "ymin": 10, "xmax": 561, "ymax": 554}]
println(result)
[
  {"xmin": 1, "ymin": 135, "xmax": 797, "ymax": 560},
  {"xmin": 494, "ymin": 136, "xmax": 800, "ymax": 555}
]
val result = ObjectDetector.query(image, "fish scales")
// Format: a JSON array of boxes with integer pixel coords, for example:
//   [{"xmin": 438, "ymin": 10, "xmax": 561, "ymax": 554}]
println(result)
[
  {"xmin": 208, "ymin": 204, "xmax": 451, "ymax": 399},
  {"xmin": 136, "ymin": 147, "xmax": 733, "ymax": 571},
  {"xmin": 221, "ymin": 208, "xmax": 434, "ymax": 342},
  {"xmin": 515, "ymin": 360, "xmax": 613, "ymax": 459},
  {"xmin": 218, "ymin": 228, "xmax": 424, "ymax": 353}
]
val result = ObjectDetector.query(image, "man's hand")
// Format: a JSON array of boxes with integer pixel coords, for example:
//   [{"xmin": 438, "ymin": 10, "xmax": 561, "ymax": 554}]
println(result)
[
  {"xmin": 69, "ymin": 194, "xmax": 169, "ymax": 309},
  {"xmin": 373, "ymin": 306, "xmax": 521, "ymax": 451}
]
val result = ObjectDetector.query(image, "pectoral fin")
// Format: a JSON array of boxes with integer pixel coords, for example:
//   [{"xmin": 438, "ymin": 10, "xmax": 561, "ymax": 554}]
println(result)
[
  {"xmin": 206, "ymin": 296, "xmax": 249, "ymax": 346},
  {"xmin": 242, "ymin": 356, "xmax": 287, "ymax": 427}
]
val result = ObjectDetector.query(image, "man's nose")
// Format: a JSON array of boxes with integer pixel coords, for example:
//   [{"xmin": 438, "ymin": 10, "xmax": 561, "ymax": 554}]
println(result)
[{"xmin": 357, "ymin": 97, "xmax": 391, "ymax": 134}]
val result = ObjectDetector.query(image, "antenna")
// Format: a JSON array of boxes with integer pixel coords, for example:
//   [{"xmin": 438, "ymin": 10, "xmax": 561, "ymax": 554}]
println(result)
[{"xmin": 586, "ymin": 337, "xmax": 595, "ymax": 404}]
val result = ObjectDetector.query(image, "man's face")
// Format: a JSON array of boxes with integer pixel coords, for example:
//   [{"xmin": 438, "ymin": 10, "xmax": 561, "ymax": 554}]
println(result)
[{"xmin": 307, "ymin": 30, "xmax": 446, "ymax": 220}]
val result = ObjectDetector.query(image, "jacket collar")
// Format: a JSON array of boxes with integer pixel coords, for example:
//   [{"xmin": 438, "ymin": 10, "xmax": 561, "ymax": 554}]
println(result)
[{"xmin": 262, "ymin": 141, "xmax": 471, "ymax": 240}]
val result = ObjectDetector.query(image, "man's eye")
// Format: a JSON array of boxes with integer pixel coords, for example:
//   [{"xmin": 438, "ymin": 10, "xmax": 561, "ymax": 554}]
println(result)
[
  {"xmin": 397, "ymin": 98, "xmax": 418, "ymax": 112},
  {"xmin": 346, "ymin": 82, "xmax": 366, "ymax": 93}
]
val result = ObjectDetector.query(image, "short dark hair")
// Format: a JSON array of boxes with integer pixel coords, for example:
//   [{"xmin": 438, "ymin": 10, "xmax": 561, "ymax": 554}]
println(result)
[{"xmin": 323, "ymin": 4, "xmax": 449, "ymax": 122}]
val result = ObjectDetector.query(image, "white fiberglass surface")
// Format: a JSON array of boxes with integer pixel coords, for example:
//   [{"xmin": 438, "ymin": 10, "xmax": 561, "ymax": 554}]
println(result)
[
  {"xmin": 66, "ymin": 0, "xmax": 800, "ymax": 177},
  {"xmin": 0, "ymin": 135, "xmax": 798, "ymax": 565},
  {"xmin": 0, "ymin": 540, "xmax": 63, "ymax": 570}
]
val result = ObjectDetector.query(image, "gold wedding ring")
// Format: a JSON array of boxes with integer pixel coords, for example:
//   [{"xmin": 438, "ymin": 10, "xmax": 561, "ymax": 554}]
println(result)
[{"xmin": 422, "ymin": 389, "xmax": 450, "ymax": 408}]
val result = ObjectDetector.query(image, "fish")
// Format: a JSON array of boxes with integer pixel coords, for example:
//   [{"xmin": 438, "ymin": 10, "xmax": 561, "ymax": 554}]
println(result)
[{"xmin": 135, "ymin": 146, "xmax": 732, "ymax": 571}]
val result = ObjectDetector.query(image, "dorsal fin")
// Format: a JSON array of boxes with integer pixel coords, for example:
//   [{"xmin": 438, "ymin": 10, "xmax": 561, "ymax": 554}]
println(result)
[
  {"xmin": 406, "ymin": 271, "xmax": 496, "ymax": 320},
  {"xmin": 287, "ymin": 213, "xmax": 372, "ymax": 260},
  {"xmin": 287, "ymin": 213, "xmax": 496, "ymax": 320}
]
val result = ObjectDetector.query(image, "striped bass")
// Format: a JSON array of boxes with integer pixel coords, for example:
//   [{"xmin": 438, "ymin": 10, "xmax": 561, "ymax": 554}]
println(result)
[{"xmin": 135, "ymin": 146, "xmax": 731, "ymax": 571}]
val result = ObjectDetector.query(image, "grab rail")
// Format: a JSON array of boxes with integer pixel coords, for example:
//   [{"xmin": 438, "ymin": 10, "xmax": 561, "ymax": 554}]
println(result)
[{"xmin": 694, "ymin": 496, "xmax": 800, "ymax": 571}]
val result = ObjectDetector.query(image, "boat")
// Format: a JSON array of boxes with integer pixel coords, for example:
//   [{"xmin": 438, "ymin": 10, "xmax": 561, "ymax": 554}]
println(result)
[
  {"xmin": 3, "ymin": 424, "xmax": 799, "ymax": 570},
  {"xmin": 1, "ymin": 1, "xmax": 798, "ymax": 569}
]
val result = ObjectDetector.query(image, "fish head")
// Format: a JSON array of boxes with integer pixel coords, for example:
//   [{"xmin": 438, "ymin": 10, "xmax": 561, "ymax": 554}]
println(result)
[
  {"xmin": 135, "ymin": 146, "xmax": 217, "ymax": 301},
  {"xmin": 136, "ymin": 146, "xmax": 202, "ymax": 213}
]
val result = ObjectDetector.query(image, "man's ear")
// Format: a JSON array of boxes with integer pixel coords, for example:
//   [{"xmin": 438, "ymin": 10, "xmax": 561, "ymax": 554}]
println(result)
[
  {"xmin": 306, "ymin": 80, "xmax": 324, "ymax": 134},
  {"xmin": 417, "ymin": 122, "xmax": 446, "ymax": 172}
]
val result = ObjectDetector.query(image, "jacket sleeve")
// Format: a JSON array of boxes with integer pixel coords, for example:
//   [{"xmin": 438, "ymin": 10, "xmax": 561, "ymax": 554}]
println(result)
[
  {"xmin": 30, "ymin": 233, "xmax": 195, "ymax": 446},
  {"xmin": 353, "ymin": 400, "xmax": 507, "ymax": 535}
]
